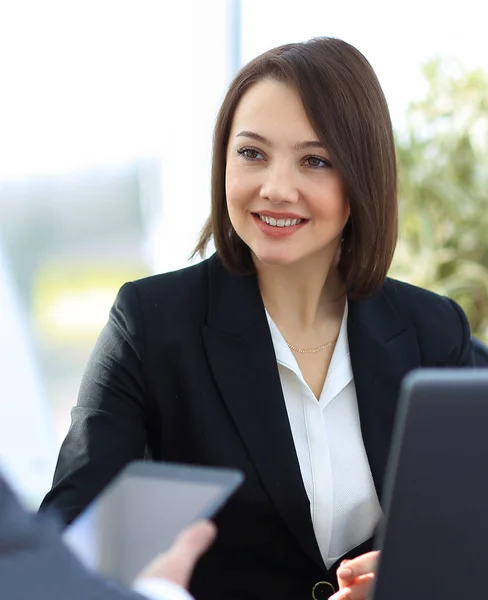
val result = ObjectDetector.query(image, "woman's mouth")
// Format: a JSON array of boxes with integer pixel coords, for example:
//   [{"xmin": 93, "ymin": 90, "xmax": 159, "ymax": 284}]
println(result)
[
  {"xmin": 252, "ymin": 213, "xmax": 308, "ymax": 237},
  {"xmin": 256, "ymin": 214, "xmax": 303, "ymax": 228}
]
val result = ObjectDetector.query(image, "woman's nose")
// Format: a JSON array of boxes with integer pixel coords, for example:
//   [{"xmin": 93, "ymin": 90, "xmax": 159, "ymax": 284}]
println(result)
[{"xmin": 259, "ymin": 164, "xmax": 299, "ymax": 204}]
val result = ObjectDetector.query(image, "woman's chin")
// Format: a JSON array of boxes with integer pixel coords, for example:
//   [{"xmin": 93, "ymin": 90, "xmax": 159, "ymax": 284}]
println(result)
[{"xmin": 252, "ymin": 250, "xmax": 299, "ymax": 268}]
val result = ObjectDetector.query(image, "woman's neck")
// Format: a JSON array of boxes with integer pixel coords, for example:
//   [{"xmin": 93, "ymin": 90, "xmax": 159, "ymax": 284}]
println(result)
[{"xmin": 254, "ymin": 251, "xmax": 346, "ymax": 330}]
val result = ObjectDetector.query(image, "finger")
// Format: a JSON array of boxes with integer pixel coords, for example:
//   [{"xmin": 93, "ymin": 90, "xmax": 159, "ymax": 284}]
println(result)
[
  {"xmin": 337, "ymin": 551, "xmax": 379, "ymax": 583},
  {"xmin": 335, "ymin": 574, "xmax": 375, "ymax": 600},
  {"xmin": 329, "ymin": 589, "xmax": 351, "ymax": 600},
  {"xmin": 170, "ymin": 520, "xmax": 217, "ymax": 566},
  {"xmin": 135, "ymin": 520, "xmax": 217, "ymax": 586}
]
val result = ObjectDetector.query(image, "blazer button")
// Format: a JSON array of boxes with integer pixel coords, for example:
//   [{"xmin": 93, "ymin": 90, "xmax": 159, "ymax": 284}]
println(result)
[{"xmin": 312, "ymin": 581, "xmax": 336, "ymax": 599}]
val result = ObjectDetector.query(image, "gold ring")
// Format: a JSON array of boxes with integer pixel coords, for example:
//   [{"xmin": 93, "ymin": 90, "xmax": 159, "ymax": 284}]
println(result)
[{"xmin": 312, "ymin": 580, "xmax": 336, "ymax": 599}]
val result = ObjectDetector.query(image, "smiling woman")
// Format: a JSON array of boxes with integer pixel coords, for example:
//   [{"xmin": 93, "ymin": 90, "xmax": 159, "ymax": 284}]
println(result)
[{"xmin": 40, "ymin": 37, "xmax": 474, "ymax": 600}]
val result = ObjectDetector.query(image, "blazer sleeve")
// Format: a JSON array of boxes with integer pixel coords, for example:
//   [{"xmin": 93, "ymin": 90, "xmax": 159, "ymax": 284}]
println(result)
[
  {"xmin": 0, "ymin": 474, "xmax": 144, "ymax": 600},
  {"xmin": 40, "ymin": 282, "xmax": 151, "ymax": 524}
]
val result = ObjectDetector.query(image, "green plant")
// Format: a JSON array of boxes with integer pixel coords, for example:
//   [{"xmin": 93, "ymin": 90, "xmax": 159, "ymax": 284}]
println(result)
[{"xmin": 391, "ymin": 58, "xmax": 488, "ymax": 342}]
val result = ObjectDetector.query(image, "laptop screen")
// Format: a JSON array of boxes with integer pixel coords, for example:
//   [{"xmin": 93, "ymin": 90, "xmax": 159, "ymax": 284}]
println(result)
[{"xmin": 372, "ymin": 369, "xmax": 488, "ymax": 600}]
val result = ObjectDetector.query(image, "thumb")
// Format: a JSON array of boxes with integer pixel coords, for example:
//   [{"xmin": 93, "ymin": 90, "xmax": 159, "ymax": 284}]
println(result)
[
  {"xmin": 170, "ymin": 520, "xmax": 217, "ymax": 567},
  {"xmin": 135, "ymin": 520, "xmax": 217, "ymax": 588}
]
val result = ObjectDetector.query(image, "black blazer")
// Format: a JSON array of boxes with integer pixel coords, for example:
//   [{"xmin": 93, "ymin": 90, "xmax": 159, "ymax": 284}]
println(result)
[{"xmin": 41, "ymin": 254, "xmax": 474, "ymax": 600}]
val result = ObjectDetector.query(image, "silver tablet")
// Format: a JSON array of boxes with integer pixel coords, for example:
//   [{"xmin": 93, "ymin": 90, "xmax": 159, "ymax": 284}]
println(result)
[{"xmin": 63, "ymin": 461, "xmax": 243, "ymax": 585}]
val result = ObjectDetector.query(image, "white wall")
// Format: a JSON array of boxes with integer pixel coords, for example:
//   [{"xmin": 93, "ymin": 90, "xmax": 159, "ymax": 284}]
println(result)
[
  {"xmin": 240, "ymin": 0, "xmax": 488, "ymax": 131},
  {"xmin": 0, "ymin": 245, "xmax": 56, "ymax": 505}
]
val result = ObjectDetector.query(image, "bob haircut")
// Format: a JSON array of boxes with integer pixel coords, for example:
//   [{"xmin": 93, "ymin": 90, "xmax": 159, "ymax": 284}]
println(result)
[{"xmin": 193, "ymin": 37, "xmax": 398, "ymax": 299}]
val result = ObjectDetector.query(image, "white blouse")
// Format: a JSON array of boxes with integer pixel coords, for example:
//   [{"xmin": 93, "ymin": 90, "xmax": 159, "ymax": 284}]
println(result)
[{"xmin": 266, "ymin": 302, "xmax": 382, "ymax": 568}]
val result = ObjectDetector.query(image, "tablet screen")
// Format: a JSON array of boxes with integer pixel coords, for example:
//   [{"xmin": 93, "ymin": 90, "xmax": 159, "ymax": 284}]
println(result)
[{"xmin": 63, "ymin": 461, "xmax": 243, "ymax": 584}]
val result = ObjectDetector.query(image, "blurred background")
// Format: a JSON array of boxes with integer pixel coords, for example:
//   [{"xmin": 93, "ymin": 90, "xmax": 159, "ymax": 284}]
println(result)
[{"xmin": 0, "ymin": 0, "xmax": 486, "ymax": 507}]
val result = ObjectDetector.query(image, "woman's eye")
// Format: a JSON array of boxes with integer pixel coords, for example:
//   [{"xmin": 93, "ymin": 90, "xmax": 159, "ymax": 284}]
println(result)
[
  {"xmin": 237, "ymin": 148, "xmax": 263, "ymax": 160},
  {"xmin": 304, "ymin": 156, "xmax": 331, "ymax": 168}
]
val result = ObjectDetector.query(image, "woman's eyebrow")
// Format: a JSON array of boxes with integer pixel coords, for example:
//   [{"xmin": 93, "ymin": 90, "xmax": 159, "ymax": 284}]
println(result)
[
  {"xmin": 293, "ymin": 140, "xmax": 326, "ymax": 151},
  {"xmin": 235, "ymin": 130, "xmax": 272, "ymax": 146},
  {"xmin": 235, "ymin": 131, "xmax": 325, "ymax": 151}
]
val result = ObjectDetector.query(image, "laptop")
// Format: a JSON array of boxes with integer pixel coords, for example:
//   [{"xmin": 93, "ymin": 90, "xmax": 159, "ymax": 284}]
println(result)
[
  {"xmin": 63, "ymin": 460, "xmax": 243, "ymax": 585},
  {"xmin": 372, "ymin": 368, "xmax": 488, "ymax": 600}
]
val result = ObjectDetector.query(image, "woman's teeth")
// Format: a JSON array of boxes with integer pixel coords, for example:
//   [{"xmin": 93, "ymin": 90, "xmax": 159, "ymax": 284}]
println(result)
[{"xmin": 258, "ymin": 215, "xmax": 303, "ymax": 227}]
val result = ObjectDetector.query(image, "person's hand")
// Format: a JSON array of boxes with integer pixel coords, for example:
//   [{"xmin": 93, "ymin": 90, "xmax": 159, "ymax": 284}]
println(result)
[
  {"xmin": 329, "ymin": 551, "xmax": 379, "ymax": 600},
  {"xmin": 135, "ymin": 520, "xmax": 217, "ymax": 589}
]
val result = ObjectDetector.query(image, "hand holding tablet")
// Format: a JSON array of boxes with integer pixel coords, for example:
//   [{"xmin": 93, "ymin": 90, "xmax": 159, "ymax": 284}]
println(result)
[{"xmin": 63, "ymin": 461, "xmax": 243, "ymax": 585}]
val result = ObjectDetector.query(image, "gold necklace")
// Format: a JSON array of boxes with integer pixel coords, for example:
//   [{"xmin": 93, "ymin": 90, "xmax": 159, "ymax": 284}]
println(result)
[{"xmin": 286, "ymin": 340, "xmax": 334, "ymax": 354}]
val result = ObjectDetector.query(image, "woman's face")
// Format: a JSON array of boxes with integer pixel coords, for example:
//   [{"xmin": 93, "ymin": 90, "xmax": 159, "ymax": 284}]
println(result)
[{"xmin": 225, "ymin": 78, "xmax": 350, "ymax": 269}]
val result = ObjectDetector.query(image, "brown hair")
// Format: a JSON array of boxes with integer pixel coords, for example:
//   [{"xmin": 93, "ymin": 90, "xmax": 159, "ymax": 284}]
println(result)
[{"xmin": 193, "ymin": 37, "xmax": 398, "ymax": 299}]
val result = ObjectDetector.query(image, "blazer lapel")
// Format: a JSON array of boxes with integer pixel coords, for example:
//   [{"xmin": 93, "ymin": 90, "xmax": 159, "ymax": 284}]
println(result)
[
  {"xmin": 201, "ymin": 256, "xmax": 324, "ymax": 569},
  {"xmin": 348, "ymin": 284, "xmax": 421, "ymax": 500}
]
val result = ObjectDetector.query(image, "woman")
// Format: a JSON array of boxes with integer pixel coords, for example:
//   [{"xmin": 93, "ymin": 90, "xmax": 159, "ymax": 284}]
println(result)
[{"xmin": 41, "ymin": 37, "xmax": 473, "ymax": 600}]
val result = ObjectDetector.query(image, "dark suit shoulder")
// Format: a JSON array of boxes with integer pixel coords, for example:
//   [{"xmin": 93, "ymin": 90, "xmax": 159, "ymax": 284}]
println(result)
[
  {"xmin": 117, "ymin": 257, "xmax": 212, "ymax": 326},
  {"xmin": 381, "ymin": 277, "xmax": 472, "ymax": 366},
  {"xmin": 132, "ymin": 257, "xmax": 209, "ymax": 299},
  {"xmin": 382, "ymin": 277, "xmax": 459, "ymax": 315}
]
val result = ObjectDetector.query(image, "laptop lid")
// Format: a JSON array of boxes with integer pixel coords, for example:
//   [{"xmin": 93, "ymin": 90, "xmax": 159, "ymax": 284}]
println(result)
[{"xmin": 372, "ymin": 368, "xmax": 488, "ymax": 600}]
